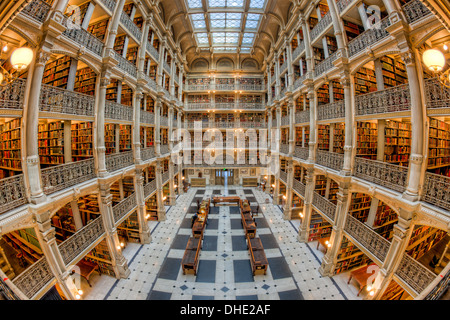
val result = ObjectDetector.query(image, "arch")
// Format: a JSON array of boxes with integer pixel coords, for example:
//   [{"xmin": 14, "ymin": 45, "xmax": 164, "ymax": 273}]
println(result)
[
  {"xmin": 241, "ymin": 58, "xmax": 259, "ymax": 70},
  {"xmin": 176, "ymin": 30, "xmax": 193, "ymax": 45},
  {"xmin": 216, "ymin": 57, "xmax": 234, "ymax": 70},
  {"xmin": 166, "ymin": 11, "xmax": 186, "ymax": 30},
  {"xmin": 350, "ymin": 49, "xmax": 402, "ymax": 76},
  {"xmin": 266, "ymin": 12, "xmax": 285, "ymax": 30},
  {"xmin": 158, "ymin": 3, "xmax": 165, "ymax": 23},
  {"xmin": 49, "ymin": 48, "xmax": 102, "ymax": 75},
  {"xmin": 191, "ymin": 58, "xmax": 209, "ymax": 71}
]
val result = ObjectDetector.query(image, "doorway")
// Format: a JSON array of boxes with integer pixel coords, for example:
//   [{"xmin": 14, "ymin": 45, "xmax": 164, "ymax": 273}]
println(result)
[{"xmin": 215, "ymin": 169, "xmax": 234, "ymax": 186}]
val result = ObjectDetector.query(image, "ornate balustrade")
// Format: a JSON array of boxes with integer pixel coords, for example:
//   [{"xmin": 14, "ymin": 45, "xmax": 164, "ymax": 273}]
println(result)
[
  {"xmin": 355, "ymin": 83, "xmax": 411, "ymax": 116},
  {"xmin": 40, "ymin": 84, "xmax": 95, "ymax": 117},
  {"xmin": 0, "ymin": 277, "xmax": 20, "ymax": 300},
  {"xmin": 294, "ymin": 146, "xmax": 309, "ymax": 160},
  {"xmin": 353, "ymin": 157, "xmax": 408, "ymax": 193},
  {"xmin": 61, "ymin": 16, "xmax": 104, "ymax": 57},
  {"xmin": 280, "ymin": 170, "xmax": 288, "ymax": 183},
  {"xmin": 113, "ymin": 51, "xmax": 137, "ymax": 78},
  {"xmin": 98, "ymin": 0, "xmax": 116, "ymax": 12},
  {"xmin": 295, "ymin": 110, "xmax": 310, "ymax": 123},
  {"xmin": 215, "ymin": 83, "xmax": 235, "ymax": 91},
  {"xmin": 0, "ymin": 78, "xmax": 26, "ymax": 111},
  {"xmin": 424, "ymin": 268, "xmax": 450, "ymax": 300},
  {"xmin": 310, "ymin": 12, "xmax": 333, "ymax": 42},
  {"xmin": 238, "ymin": 83, "xmax": 265, "ymax": 91},
  {"xmin": 281, "ymin": 115, "xmax": 289, "ymax": 126},
  {"xmin": 424, "ymin": 77, "xmax": 450, "ymax": 112},
  {"xmin": 312, "ymin": 192, "xmax": 336, "ymax": 221},
  {"xmin": 294, "ymin": 74, "xmax": 306, "ymax": 89},
  {"xmin": 120, "ymin": 11, "xmax": 142, "ymax": 41},
  {"xmin": 0, "ymin": 174, "xmax": 27, "ymax": 215},
  {"xmin": 12, "ymin": 257, "xmax": 54, "ymax": 299},
  {"xmin": 147, "ymin": 43, "xmax": 159, "ymax": 61},
  {"xmin": 292, "ymin": 42, "xmax": 304, "ymax": 61},
  {"xmin": 314, "ymin": 52, "xmax": 338, "ymax": 77},
  {"xmin": 105, "ymin": 101, "xmax": 133, "ymax": 122},
  {"xmin": 347, "ymin": 16, "xmax": 391, "ymax": 57},
  {"xmin": 162, "ymin": 171, "xmax": 170, "ymax": 184},
  {"xmin": 140, "ymin": 110, "xmax": 155, "ymax": 124},
  {"xmin": 237, "ymin": 121, "xmax": 265, "ymax": 128},
  {"xmin": 185, "ymin": 103, "xmax": 212, "ymax": 110},
  {"xmin": 402, "ymin": 0, "xmax": 432, "ymax": 24},
  {"xmin": 185, "ymin": 84, "xmax": 211, "ymax": 91},
  {"xmin": 293, "ymin": 178, "xmax": 306, "ymax": 197},
  {"xmin": 113, "ymin": 192, "xmax": 137, "ymax": 223},
  {"xmin": 344, "ymin": 214, "xmax": 391, "ymax": 263},
  {"xmin": 280, "ymin": 62, "xmax": 288, "ymax": 74},
  {"xmin": 144, "ymin": 179, "xmax": 156, "ymax": 198},
  {"xmin": 160, "ymin": 144, "xmax": 170, "ymax": 155},
  {"xmin": 162, "ymin": 62, "xmax": 170, "ymax": 75},
  {"xmin": 317, "ymin": 100, "xmax": 345, "ymax": 121},
  {"xmin": 105, "ymin": 151, "xmax": 134, "ymax": 172},
  {"xmin": 22, "ymin": 0, "xmax": 51, "ymax": 22},
  {"xmin": 237, "ymin": 102, "xmax": 265, "ymax": 110},
  {"xmin": 58, "ymin": 216, "xmax": 105, "ymax": 265},
  {"xmin": 141, "ymin": 147, "xmax": 155, "ymax": 161},
  {"xmin": 395, "ymin": 253, "xmax": 436, "ymax": 295},
  {"xmin": 41, "ymin": 159, "xmax": 96, "ymax": 195},
  {"xmin": 316, "ymin": 151, "xmax": 344, "ymax": 171},
  {"xmin": 214, "ymin": 103, "xmax": 236, "ymax": 110},
  {"xmin": 422, "ymin": 172, "xmax": 450, "ymax": 211},
  {"xmin": 280, "ymin": 144, "xmax": 290, "ymax": 155},
  {"xmin": 336, "ymin": 0, "xmax": 354, "ymax": 13}
]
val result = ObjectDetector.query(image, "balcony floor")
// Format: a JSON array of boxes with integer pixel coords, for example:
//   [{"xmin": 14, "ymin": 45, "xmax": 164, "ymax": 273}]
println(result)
[{"xmin": 81, "ymin": 186, "xmax": 361, "ymax": 300}]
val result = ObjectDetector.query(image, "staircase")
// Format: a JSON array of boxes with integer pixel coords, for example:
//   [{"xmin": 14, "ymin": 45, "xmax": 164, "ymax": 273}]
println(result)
[
  {"xmin": 435, "ymin": 252, "xmax": 450, "ymax": 274},
  {"xmin": 0, "ymin": 248, "xmax": 15, "ymax": 280}
]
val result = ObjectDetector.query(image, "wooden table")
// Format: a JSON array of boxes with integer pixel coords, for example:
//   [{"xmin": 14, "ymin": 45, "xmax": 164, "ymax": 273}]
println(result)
[
  {"xmin": 74, "ymin": 259, "xmax": 99, "ymax": 287},
  {"xmin": 247, "ymin": 237, "xmax": 268, "ymax": 275},
  {"xmin": 241, "ymin": 211, "xmax": 256, "ymax": 238},
  {"xmin": 316, "ymin": 237, "xmax": 331, "ymax": 253},
  {"xmin": 212, "ymin": 196, "xmax": 241, "ymax": 206},
  {"xmin": 181, "ymin": 236, "xmax": 202, "ymax": 275},
  {"xmin": 240, "ymin": 199, "xmax": 252, "ymax": 214},
  {"xmin": 192, "ymin": 199, "xmax": 210, "ymax": 238},
  {"xmin": 348, "ymin": 264, "xmax": 374, "ymax": 296}
]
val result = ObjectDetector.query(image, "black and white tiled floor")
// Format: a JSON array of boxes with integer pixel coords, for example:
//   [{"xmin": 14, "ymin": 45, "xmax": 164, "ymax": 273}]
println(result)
[{"xmin": 83, "ymin": 186, "xmax": 361, "ymax": 300}]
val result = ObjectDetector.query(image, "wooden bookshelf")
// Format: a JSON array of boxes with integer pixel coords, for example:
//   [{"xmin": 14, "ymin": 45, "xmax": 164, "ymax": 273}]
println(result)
[
  {"xmin": 38, "ymin": 121, "xmax": 65, "ymax": 166},
  {"xmin": 114, "ymin": 34, "xmax": 126, "ymax": 55},
  {"xmin": 71, "ymin": 121, "xmax": 93, "ymax": 161},
  {"xmin": 380, "ymin": 279, "xmax": 412, "ymax": 300},
  {"xmin": 315, "ymin": 175, "xmax": 327, "ymax": 196},
  {"xmin": 309, "ymin": 210, "xmax": 332, "ymax": 242},
  {"xmin": 406, "ymin": 225, "xmax": 447, "ymax": 260},
  {"xmin": 51, "ymin": 204, "xmax": 76, "ymax": 242},
  {"xmin": 145, "ymin": 194, "xmax": 158, "ymax": 220},
  {"xmin": 43, "ymin": 56, "xmax": 71, "ymax": 88},
  {"xmin": 121, "ymin": 85, "xmax": 133, "ymax": 106},
  {"xmin": 106, "ymin": 79, "xmax": 119, "ymax": 102},
  {"xmin": 74, "ymin": 67, "xmax": 96, "ymax": 96},
  {"xmin": 356, "ymin": 121, "xmax": 377, "ymax": 159},
  {"xmin": 111, "ymin": 178, "xmax": 134, "ymax": 204},
  {"xmin": 427, "ymin": 118, "xmax": 450, "ymax": 173},
  {"xmin": 354, "ymin": 67, "xmax": 377, "ymax": 95},
  {"xmin": 349, "ymin": 193, "xmax": 372, "ymax": 223},
  {"xmin": 105, "ymin": 124, "xmax": 116, "ymax": 154},
  {"xmin": 333, "ymin": 123, "xmax": 345, "ymax": 154},
  {"xmin": 318, "ymin": 124, "xmax": 330, "ymax": 151},
  {"xmin": 0, "ymin": 118, "xmax": 22, "ymax": 178},
  {"xmin": 78, "ymin": 195, "xmax": 100, "ymax": 225},
  {"xmin": 85, "ymin": 239, "xmax": 115, "ymax": 276},
  {"xmin": 117, "ymin": 211, "xmax": 140, "ymax": 244},
  {"xmin": 3, "ymin": 228, "xmax": 43, "ymax": 264},
  {"xmin": 317, "ymin": 83, "xmax": 329, "ymax": 105},
  {"xmin": 380, "ymin": 56, "xmax": 408, "ymax": 88},
  {"xmin": 384, "ymin": 120, "xmax": 411, "ymax": 166},
  {"xmin": 335, "ymin": 235, "xmax": 372, "ymax": 274},
  {"xmin": 373, "ymin": 202, "xmax": 398, "ymax": 241},
  {"xmin": 87, "ymin": 18, "xmax": 109, "ymax": 41},
  {"xmin": 343, "ymin": 20, "xmax": 364, "ymax": 42}
]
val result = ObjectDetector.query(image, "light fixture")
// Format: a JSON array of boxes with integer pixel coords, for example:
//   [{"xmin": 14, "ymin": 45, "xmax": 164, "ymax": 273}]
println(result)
[
  {"xmin": 0, "ymin": 46, "xmax": 33, "ymax": 92},
  {"xmin": 423, "ymin": 49, "xmax": 446, "ymax": 72},
  {"xmin": 78, "ymin": 289, "xmax": 83, "ymax": 295},
  {"xmin": 444, "ymin": 44, "xmax": 448, "ymax": 51}
]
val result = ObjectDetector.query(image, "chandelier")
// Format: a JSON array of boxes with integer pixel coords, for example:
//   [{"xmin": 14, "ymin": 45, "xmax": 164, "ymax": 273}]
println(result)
[
  {"xmin": 0, "ymin": 44, "xmax": 34, "ymax": 92},
  {"xmin": 422, "ymin": 48, "xmax": 450, "ymax": 88}
]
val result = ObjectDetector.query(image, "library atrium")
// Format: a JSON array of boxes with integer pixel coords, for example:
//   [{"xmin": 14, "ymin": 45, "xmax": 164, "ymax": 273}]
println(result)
[{"xmin": 0, "ymin": 0, "xmax": 449, "ymax": 302}]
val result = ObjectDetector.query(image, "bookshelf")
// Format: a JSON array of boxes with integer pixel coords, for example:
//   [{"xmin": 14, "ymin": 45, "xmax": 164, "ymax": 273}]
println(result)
[
  {"xmin": 43, "ymin": 56, "xmax": 71, "ymax": 88},
  {"xmin": 309, "ymin": 210, "xmax": 332, "ymax": 242},
  {"xmin": 333, "ymin": 123, "xmax": 345, "ymax": 154},
  {"xmin": 65, "ymin": 1, "xmax": 90, "ymax": 25},
  {"xmin": 85, "ymin": 239, "xmax": 115, "ymax": 276},
  {"xmin": 0, "ymin": 118, "xmax": 22, "ymax": 178},
  {"xmin": 331, "ymin": 80, "xmax": 344, "ymax": 100},
  {"xmin": 356, "ymin": 121, "xmax": 377, "ymax": 159},
  {"xmin": 105, "ymin": 124, "xmax": 116, "ymax": 154},
  {"xmin": 315, "ymin": 175, "xmax": 327, "ymax": 196},
  {"xmin": 380, "ymin": 279, "xmax": 412, "ymax": 300},
  {"xmin": 38, "ymin": 121, "xmax": 65, "ymax": 166},
  {"xmin": 78, "ymin": 195, "xmax": 100, "ymax": 225},
  {"xmin": 146, "ymin": 194, "xmax": 158, "ymax": 220},
  {"xmin": 343, "ymin": 20, "xmax": 364, "ymax": 42},
  {"xmin": 328, "ymin": 180, "xmax": 339, "ymax": 204},
  {"xmin": 71, "ymin": 121, "xmax": 93, "ymax": 161},
  {"xmin": 325, "ymin": 36, "xmax": 337, "ymax": 54},
  {"xmin": 121, "ymin": 84, "xmax": 133, "ymax": 106},
  {"xmin": 335, "ymin": 235, "xmax": 372, "ymax": 274},
  {"xmin": 349, "ymin": 193, "xmax": 372, "ymax": 223},
  {"xmin": 187, "ymin": 94, "xmax": 210, "ymax": 103},
  {"xmin": 406, "ymin": 225, "xmax": 447, "ymax": 260},
  {"xmin": 117, "ymin": 211, "xmax": 140, "ymax": 244},
  {"xmin": 373, "ymin": 202, "xmax": 398, "ymax": 241},
  {"xmin": 74, "ymin": 67, "xmax": 96, "ymax": 96},
  {"xmin": 87, "ymin": 18, "xmax": 109, "ymax": 41},
  {"xmin": 3, "ymin": 228, "xmax": 43, "ymax": 264},
  {"xmin": 187, "ymin": 78, "xmax": 211, "ymax": 86},
  {"xmin": 114, "ymin": 35, "xmax": 126, "ymax": 56},
  {"xmin": 312, "ymin": 47, "xmax": 324, "ymax": 67},
  {"xmin": 354, "ymin": 67, "xmax": 378, "ymax": 95},
  {"xmin": 106, "ymin": 79, "xmax": 119, "ymax": 102},
  {"xmin": 51, "ymin": 204, "xmax": 76, "ymax": 242},
  {"xmin": 126, "ymin": 46, "xmax": 139, "ymax": 66},
  {"xmin": 384, "ymin": 120, "xmax": 411, "ymax": 166},
  {"xmin": 318, "ymin": 124, "xmax": 329, "ymax": 150},
  {"xmin": 380, "ymin": 56, "xmax": 408, "ymax": 88},
  {"xmin": 111, "ymin": 178, "xmax": 134, "ymax": 204},
  {"xmin": 427, "ymin": 118, "xmax": 450, "ymax": 173}
]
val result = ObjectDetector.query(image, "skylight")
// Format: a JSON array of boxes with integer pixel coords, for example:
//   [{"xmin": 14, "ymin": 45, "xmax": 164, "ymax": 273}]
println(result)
[
  {"xmin": 191, "ymin": 13, "xmax": 206, "ymax": 30},
  {"xmin": 187, "ymin": 0, "xmax": 202, "ymax": 8},
  {"xmin": 209, "ymin": 0, "xmax": 244, "ymax": 7},
  {"xmin": 210, "ymin": 12, "xmax": 242, "ymax": 29}
]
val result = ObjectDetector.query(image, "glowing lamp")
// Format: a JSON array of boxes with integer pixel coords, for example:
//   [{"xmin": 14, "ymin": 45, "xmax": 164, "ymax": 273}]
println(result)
[
  {"xmin": 10, "ymin": 47, "xmax": 33, "ymax": 70},
  {"xmin": 422, "ymin": 49, "xmax": 446, "ymax": 72}
]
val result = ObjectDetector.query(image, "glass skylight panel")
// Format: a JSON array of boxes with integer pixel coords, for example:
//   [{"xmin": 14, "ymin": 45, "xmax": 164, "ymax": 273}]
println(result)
[
  {"xmin": 208, "ymin": 0, "xmax": 243, "ymax": 7},
  {"xmin": 212, "ymin": 32, "xmax": 239, "ymax": 44},
  {"xmin": 245, "ymin": 13, "xmax": 260, "ymax": 29},
  {"xmin": 242, "ymin": 33, "xmax": 254, "ymax": 44},
  {"xmin": 210, "ymin": 12, "xmax": 242, "ymax": 29},
  {"xmin": 212, "ymin": 32, "xmax": 226, "ymax": 43},
  {"xmin": 196, "ymin": 33, "xmax": 209, "ymax": 44},
  {"xmin": 191, "ymin": 14, "xmax": 206, "ymax": 29},
  {"xmin": 249, "ymin": 0, "xmax": 265, "ymax": 9},
  {"xmin": 187, "ymin": 0, "xmax": 202, "ymax": 8},
  {"xmin": 240, "ymin": 47, "xmax": 251, "ymax": 53}
]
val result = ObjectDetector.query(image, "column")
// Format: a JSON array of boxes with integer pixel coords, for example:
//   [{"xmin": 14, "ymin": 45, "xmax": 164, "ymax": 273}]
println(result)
[
  {"xmin": 340, "ymin": 74, "xmax": 354, "ymax": 175},
  {"xmin": 283, "ymin": 160, "xmax": 294, "ymax": 220},
  {"xmin": 98, "ymin": 183, "xmax": 131, "ymax": 278},
  {"xmin": 319, "ymin": 181, "xmax": 352, "ymax": 276},
  {"xmin": 94, "ymin": 74, "xmax": 110, "ymax": 177},
  {"xmin": 286, "ymin": 38, "xmax": 294, "ymax": 88},
  {"xmin": 154, "ymin": 98, "xmax": 161, "ymax": 156},
  {"xmin": 70, "ymin": 200, "xmax": 83, "ymax": 231},
  {"xmin": 288, "ymin": 98, "xmax": 295, "ymax": 156},
  {"xmin": 377, "ymin": 119, "xmax": 386, "ymax": 161},
  {"xmin": 365, "ymin": 197, "xmax": 380, "ymax": 228},
  {"xmin": 273, "ymin": 106, "xmax": 282, "ymax": 204},
  {"xmin": 297, "ymin": 166, "xmax": 315, "ymax": 242},
  {"xmin": 63, "ymin": 120, "xmax": 72, "ymax": 163},
  {"xmin": 133, "ymin": 88, "xmax": 143, "ymax": 163},
  {"xmin": 168, "ymin": 106, "xmax": 174, "ymax": 152},
  {"xmin": 168, "ymin": 159, "xmax": 176, "ymax": 205},
  {"xmin": 25, "ymin": 49, "xmax": 51, "ymax": 204},
  {"xmin": 34, "ymin": 211, "xmax": 77, "ymax": 300},
  {"xmin": 307, "ymin": 88, "xmax": 317, "ymax": 163},
  {"xmin": 104, "ymin": 0, "xmax": 127, "ymax": 50},
  {"xmin": 134, "ymin": 168, "xmax": 151, "ymax": 244},
  {"xmin": 155, "ymin": 160, "xmax": 166, "ymax": 221}
]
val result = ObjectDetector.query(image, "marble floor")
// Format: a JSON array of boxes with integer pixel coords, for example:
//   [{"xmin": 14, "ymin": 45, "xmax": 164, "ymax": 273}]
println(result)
[{"xmin": 81, "ymin": 186, "xmax": 366, "ymax": 300}]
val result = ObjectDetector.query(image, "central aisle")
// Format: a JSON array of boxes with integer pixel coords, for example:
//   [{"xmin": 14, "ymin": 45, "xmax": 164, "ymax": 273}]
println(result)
[{"xmin": 85, "ymin": 186, "xmax": 350, "ymax": 300}]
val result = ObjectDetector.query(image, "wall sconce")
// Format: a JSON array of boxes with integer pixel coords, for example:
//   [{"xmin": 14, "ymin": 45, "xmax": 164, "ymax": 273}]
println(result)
[
  {"xmin": 0, "ymin": 46, "xmax": 34, "ymax": 92},
  {"xmin": 422, "ymin": 48, "xmax": 450, "ymax": 88}
]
